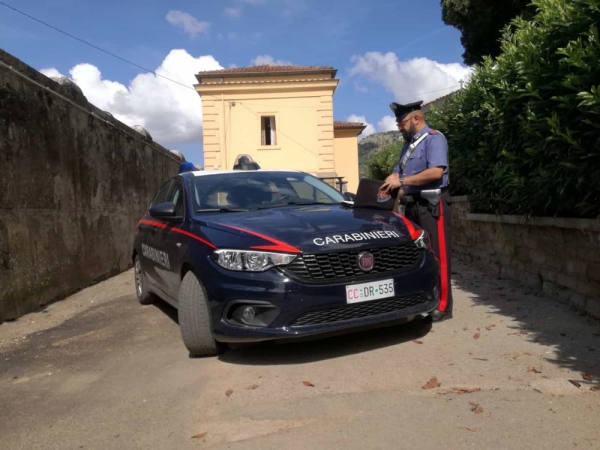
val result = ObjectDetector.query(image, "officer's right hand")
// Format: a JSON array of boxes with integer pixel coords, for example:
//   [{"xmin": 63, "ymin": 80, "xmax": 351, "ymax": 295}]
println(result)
[{"xmin": 381, "ymin": 173, "xmax": 400, "ymax": 192}]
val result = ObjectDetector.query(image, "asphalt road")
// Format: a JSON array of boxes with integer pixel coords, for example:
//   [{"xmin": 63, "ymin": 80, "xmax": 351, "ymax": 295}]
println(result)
[{"xmin": 1, "ymin": 260, "xmax": 599, "ymax": 450}]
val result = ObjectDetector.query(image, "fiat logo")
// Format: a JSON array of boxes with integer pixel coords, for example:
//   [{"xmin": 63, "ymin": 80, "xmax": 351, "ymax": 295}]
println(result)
[{"xmin": 358, "ymin": 252, "xmax": 374, "ymax": 271}]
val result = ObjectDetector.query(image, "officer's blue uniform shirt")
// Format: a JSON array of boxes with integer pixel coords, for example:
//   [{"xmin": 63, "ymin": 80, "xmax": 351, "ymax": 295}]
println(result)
[{"xmin": 393, "ymin": 124, "xmax": 449, "ymax": 195}]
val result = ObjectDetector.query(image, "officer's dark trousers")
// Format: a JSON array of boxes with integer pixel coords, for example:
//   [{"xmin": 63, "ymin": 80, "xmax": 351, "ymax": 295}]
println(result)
[{"xmin": 404, "ymin": 192, "xmax": 453, "ymax": 313}]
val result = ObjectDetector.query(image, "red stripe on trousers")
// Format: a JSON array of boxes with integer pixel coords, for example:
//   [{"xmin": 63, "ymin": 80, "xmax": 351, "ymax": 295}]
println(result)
[{"xmin": 437, "ymin": 201, "xmax": 449, "ymax": 311}]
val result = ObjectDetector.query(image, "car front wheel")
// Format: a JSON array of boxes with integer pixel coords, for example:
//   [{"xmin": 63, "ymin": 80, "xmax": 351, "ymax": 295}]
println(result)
[{"xmin": 178, "ymin": 271, "xmax": 226, "ymax": 357}]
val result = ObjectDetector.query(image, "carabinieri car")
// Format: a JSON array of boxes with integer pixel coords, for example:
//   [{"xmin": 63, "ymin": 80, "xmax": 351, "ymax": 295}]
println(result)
[{"xmin": 132, "ymin": 169, "xmax": 440, "ymax": 357}]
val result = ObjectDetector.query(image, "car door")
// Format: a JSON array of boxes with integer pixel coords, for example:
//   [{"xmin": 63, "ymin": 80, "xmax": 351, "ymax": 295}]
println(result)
[
  {"xmin": 155, "ymin": 177, "xmax": 186, "ymax": 301},
  {"xmin": 139, "ymin": 179, "xmax": 173, "ymax": 290}
]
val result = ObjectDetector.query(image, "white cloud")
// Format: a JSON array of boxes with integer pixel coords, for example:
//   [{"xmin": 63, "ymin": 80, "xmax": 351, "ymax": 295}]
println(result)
[
  {"xmin": 251, "ymin": 54, "xmax": 292, "ymax": 66},
  {"xmin": 166, "ymin": 10, "xmax": 210, "ymax": 37},
  {"xmin": 346, "ymin": 114, "xmax": 376, "ymax": 140},
  {"xmin": 349, "ymin": 51, "xmax": 472, "ymax": 103},
  {"xmin": 224, "ymin": 7, "xmax": 242, "ymax": 18},
  {"xmin": 377, "ymin": 115, "xmax": 397, "ymax": 132},
  {"xmin": 353, "ymin": 82, "xmax": 368, "ymax": 93},
  {"xmin": 40, "ymin": 49, "xmax": 223, "ymax": 145},
  {"xmin": 341, "ymin": 114, "xmax": 398, "ymax": 140},
  {"xmin": 40, "ymin": 67, "xmax": 63, "ymax": 79}
]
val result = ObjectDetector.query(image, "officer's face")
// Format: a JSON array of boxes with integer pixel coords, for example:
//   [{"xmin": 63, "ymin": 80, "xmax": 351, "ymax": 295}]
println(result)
[{"xmin": 397, "ymin": 114, "xmax": 416, "ymax": 140}]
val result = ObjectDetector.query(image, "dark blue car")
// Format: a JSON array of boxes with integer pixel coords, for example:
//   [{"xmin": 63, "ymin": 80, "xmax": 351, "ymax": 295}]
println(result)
[{"xmin": 132, "ymin": 169, "xmax": 440, "ymax": 356}]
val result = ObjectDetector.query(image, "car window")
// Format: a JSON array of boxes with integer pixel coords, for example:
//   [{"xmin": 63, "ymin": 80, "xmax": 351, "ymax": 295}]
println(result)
[
  {"xmin": 288, "ymin": 179, "xmax": 330, "ymax": 202},
  {"xmin": 150, "ymin": 180, "xmax": 173, "ymax": 208},
  {"xmin": 192, "ymin": 172, "xmax": 345, "ymax": 210},
  {"xmin": 166, "ymin": 178, "xmax": 185, "ymax": 217}
]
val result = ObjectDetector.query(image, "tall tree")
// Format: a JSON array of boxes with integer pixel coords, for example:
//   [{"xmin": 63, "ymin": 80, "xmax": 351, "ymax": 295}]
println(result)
[{"xmin": 441, "ymin": 0, "xmax": 536, "ymax": 65}]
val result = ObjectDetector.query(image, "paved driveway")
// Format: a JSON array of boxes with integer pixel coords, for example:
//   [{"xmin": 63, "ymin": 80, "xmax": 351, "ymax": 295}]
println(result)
[{"xmin": 1, "ymin": 260, "xmax": 599, "ymax": 449}]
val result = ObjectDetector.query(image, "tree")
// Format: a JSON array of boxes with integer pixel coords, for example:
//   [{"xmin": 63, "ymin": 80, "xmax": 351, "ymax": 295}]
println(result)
[
  {"xmin": 366, "ymin": 140, "xmax": 404, "ymax": 181},
  {"xmin": 429, "ymin": 0, "xmax": 600, "ymax": 218},
  {"xmin": 441, "ymin": 0, "xmax": 536, "ymax": 65}
]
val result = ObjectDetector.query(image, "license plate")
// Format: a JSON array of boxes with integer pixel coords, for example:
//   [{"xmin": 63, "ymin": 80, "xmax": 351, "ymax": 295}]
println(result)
[{"xmin": 345, "ymin": 279, "xmax": 395, "ymax": 304}]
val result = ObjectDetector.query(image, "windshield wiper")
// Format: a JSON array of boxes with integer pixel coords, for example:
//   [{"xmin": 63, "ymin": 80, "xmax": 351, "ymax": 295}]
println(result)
[
  {"xmin": 254, "ymin": 201, "xmax": 333, "ymax": 209},
  {"xmin": 196, "ymin": 208, "xmax": 248, "ymax": 213}
]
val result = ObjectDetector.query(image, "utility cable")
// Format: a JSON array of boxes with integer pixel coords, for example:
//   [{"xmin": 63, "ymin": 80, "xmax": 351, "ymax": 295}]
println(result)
[
  {"xmin": 0, "ymin": 59, "xmax": 181, "ymax": 162},
  {"xmin": 0, "ymin": 1, "xmax": 196, "ymax": 91}
]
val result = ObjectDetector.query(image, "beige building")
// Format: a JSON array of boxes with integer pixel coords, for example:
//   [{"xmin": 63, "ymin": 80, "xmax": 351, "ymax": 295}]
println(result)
[{"xmin": 193, "ymin": 65, "xmax": 365, "ymax": 193}]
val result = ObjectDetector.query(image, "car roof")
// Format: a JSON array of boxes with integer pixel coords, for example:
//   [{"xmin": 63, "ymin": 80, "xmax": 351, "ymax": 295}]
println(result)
[{"xmin": 189, "ymin": 169, "xmax": 304, "ymax": 177}]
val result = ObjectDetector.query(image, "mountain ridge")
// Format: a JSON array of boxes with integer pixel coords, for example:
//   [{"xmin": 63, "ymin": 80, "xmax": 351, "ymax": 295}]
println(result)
[{"xmin": 358, "ymin": 130, "xmax": 402, "ymax": 176}]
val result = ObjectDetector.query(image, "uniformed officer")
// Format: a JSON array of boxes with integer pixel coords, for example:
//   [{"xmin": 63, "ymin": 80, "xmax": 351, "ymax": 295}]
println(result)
[{"xmin": 380, "ymin": 100, "xmax": 453, "ymax": 322}]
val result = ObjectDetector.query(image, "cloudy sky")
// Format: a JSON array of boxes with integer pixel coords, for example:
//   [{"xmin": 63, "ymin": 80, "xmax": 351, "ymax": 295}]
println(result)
[{"xmin": 0, "ymin": 0, "xmax": 472, "ymax": 165}]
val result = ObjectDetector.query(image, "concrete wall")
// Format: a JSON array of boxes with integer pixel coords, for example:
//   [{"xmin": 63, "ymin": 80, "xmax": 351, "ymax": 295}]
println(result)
[
  {"xmin": 0, "ymin": 49, "xmax": 180, "ymax": 322},
  {"xmin": 451, "ymin": 196, "xmax": 600, "ymax": 318}
]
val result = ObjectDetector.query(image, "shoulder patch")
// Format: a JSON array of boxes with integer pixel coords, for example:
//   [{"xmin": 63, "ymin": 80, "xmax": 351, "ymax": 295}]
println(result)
[{"xmin": 428, "ymin": 130, "xmax": 439, "ymax": 135}]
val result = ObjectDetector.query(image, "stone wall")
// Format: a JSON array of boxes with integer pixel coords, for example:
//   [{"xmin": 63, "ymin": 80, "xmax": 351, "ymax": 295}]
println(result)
[
  {"xmin": 0, "ymin": 49, "xmax": 181, "ymax": 322},
  {"xmin": 451, "ymin": 196, "xmax": 600, "ymax": 318}
]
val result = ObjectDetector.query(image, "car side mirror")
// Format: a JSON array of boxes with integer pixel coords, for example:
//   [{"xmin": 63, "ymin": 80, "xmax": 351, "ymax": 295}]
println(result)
[
  {"xmin": 149, "ymin": 202, "xmax": 177, "ymax": 219},
  {"xmin": 343, "ymin": 192, "xmax": 356, "ymax": 201}
]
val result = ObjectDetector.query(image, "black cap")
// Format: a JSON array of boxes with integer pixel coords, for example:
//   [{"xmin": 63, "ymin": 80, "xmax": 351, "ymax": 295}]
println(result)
[{"xmin": 389, "ymin": 100, "xmax": 424, "ymax": 121}]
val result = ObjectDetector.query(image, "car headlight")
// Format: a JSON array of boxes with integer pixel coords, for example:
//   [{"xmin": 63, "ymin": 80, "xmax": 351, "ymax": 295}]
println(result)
[
  {"xmin": 414, "ymin": 230, "xmax": 431, "ymax": 250},
  {"xmin": 213, "ymin": 249, "xmax": 297, "ymax": 272}
]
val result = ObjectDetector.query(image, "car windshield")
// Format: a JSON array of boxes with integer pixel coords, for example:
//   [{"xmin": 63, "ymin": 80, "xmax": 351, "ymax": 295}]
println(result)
[{"xmin": 192, "ymin": 171, "xmax": 346, "ymax": 212}]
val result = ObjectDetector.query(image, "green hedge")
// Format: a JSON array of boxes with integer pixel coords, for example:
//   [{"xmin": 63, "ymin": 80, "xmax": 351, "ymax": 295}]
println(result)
[
  {"xmin": 366, "ymin": 140, "xmax": 404, "ymax": 181},
  {"xmin": 425, "ymin": 0, "xmax": 600, "ymax": 218}
]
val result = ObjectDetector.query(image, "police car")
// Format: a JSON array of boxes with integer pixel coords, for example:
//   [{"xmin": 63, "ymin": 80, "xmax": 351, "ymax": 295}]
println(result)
[{"xmin": 132, "ymin": 169, "xmax": 440, "ymax": 356}]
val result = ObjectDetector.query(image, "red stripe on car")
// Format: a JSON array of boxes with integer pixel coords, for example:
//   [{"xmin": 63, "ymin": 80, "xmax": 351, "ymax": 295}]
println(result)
[
  {"xmin": 137, "ymin": 219, "xmax": 216, "ymax": 249},
  {"xmin": 218, "ymin": 224, "xmax": 301, "ymax": 254}
]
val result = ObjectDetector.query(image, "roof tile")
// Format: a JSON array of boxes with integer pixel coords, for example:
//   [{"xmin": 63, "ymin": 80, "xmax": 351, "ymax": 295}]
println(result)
[
  {"xmin": 334, "ymin": 121, "xmax": 366, "ymax": 129},
  {"xmin": 197, "ymin": 65, "xmax": 336, "ymax": 77}
]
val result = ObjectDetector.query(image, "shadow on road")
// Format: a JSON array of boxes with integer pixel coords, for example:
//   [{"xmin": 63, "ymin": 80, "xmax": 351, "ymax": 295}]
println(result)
[
  {"xmin": 218, "ymin": 318, "xmax": 432, "ymax": 366},
  {"xmin": 152, "ymin": 299, "xmax": 179, "ymax": 325},
  {"xmin": 450, "ymin": 258, "xmax": 600, "ymax": 383}
]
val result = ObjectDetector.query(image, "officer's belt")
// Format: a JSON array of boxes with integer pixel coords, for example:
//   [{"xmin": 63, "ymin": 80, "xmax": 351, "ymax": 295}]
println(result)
[{"xmin": 400, "ymin": 187, "xmax": 449, "ymax": 205}]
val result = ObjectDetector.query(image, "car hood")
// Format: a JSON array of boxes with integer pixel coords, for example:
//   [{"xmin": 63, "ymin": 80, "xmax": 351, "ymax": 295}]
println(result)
[{"xmin": 196, "ymin": 205, "xmax": 420, "ymax": 252}]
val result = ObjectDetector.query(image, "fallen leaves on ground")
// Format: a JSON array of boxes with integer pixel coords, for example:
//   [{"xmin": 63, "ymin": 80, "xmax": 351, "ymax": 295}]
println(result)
[
  {"xmin": 473, "ymin": 333, "xmax": 481, "ymax": 340},
  {"xmin": 569, "ymin": 380, "xmax": 581, "ymax": 388},
  {"xmin": 486, "ymin": 324, "xmax": 496, "ymax": 331},
  {"xmin": 459, "ymin": 427, "xmax": 479, "ymax": 432},
  {"xmin": 469, "ymin": 402, "xmax": 484, "ymax": 414},
  {"xmin": 582, "ymin": 373, "xmax": 592, "ymax": 381},
  {"xmin": 508, "ymin": 331, "xmax": 529, "ymax": 336},
  {"xmin": 245, "ymin": 384, "xmax": 259, "ymax": 390},
  {"xmin": 590, "ymin": 387, "xmax": 598, "ymax": 392},
  {"xmin": 225, "ymin": 389, "xmax": 233, "ymax": 397},
  {"xmin": 527, "ymin": 366, "xmax": 542, "ymax": 374},
  {"xmin": 302, "ymin": 381, "xmax": 315, "ymax": 387},
  {"xmin": 452, "ymin": 387, "xmax": 481, "ymax": 394},
  {"xmin": 412, "ymin": 340, "xmax": 424, "ymax": 344},
  {"xmin": 191, "ymin": 432, "xmax": 207, "ymax": 440},
  {"xmin": 474, "ymin": 357, "xmax": 489, "ymax": 361},
  {"xmin": 422, "ymin": 377, "xmax": 441, "ymax": 390}
]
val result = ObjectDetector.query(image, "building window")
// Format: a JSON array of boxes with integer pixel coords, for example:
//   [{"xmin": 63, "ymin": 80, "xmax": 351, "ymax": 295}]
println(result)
[{"xmin": 261, "ymin": 116, "xmax": 277, "ymax": 146}]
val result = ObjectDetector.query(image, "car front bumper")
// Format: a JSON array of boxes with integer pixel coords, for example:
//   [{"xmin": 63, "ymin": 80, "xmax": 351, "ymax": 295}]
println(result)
[{"xmin": 203, "ymin": 250, "xmax": 440, "ymax": 343}]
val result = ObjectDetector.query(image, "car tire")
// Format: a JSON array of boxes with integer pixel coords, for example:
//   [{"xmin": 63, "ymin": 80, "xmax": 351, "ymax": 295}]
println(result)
[
  {"xmin": 178, "ymin": 271, "xmax": 226, "ymax": 357},
  {"xmin": 134, "ymin": 255, "xmax": 156, "ymax": 305}
]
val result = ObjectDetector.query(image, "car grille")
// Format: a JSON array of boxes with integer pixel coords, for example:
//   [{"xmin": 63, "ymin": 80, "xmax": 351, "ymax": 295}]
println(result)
[
  {"xmin": 290, "ymin": 294, "xmax": 429, "ymax": 327},
  {"xmin": 284, "ymin": 244, "xmax": 421, "ymax": 282}
]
